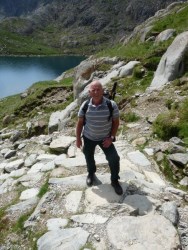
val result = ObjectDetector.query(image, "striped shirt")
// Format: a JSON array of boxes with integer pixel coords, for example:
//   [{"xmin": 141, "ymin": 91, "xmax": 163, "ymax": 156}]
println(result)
[{"xmin": 78, "ymin": 97, "xmax": 119, "ymax": 141}]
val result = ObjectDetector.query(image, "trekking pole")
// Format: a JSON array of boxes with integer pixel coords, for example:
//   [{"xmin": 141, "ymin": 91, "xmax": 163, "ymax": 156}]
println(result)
[{"xmin": 110, "ymin": 82, "xmax": 117, "ymax": 100}]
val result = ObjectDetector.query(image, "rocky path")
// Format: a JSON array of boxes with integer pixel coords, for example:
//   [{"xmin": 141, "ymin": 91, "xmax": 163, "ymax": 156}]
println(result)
[{"xmin": 0, "ymin": 131, "xmax": 188, "ymax": 250}]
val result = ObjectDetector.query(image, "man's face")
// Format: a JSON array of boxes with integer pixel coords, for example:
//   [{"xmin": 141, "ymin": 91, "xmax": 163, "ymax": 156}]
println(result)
[{"xmin": 89, "ymin": 83, "xmax": 103, "ymax": 100}]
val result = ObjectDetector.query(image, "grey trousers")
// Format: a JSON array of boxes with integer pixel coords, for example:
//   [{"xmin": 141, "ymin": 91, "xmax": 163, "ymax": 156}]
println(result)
[{"xmin": 83, "ymin": 136, "xmax": 120, "ymax": 181}]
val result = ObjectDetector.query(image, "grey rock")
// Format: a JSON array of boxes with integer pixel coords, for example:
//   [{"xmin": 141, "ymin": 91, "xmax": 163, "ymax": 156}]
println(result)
[
  {"xmin": 47, "ymin": 218, "xmax": 68, "ymax": 231},
  {"xmin": 107, "ymin": 215, "xmax": 180, "ymax": 249},
  {"xmin": 18, "ymin": 173, "xmax": 43, "ymax": 187},
  {"xmin": 169, "ymin": 137, "xmax": 185, "ymax": 146},
  {"xmin": 0, "ymin": 177, "xmax": 17, "ymax": 194},
  {"xmin": 155, "ymin": 28, "xmax": 175, "ymax": 43},
  {"xmin": 17, "ymin": 143, "xmax": 26, "ymax": 150},
  {"xmin": 122, "ymin": 194, "xmax": 158, "ymax": 215},
  {"xmin": 168, "ymin": 153, "xmax": 188, "ymax": 166},
  {"xmin": 5, "ymin": 159, "xmax": 24, "ymax": 173},
  {"xmin": 48, "ymin": 100, "xmax": 78, "ymax": 133},
  {"xmin": 161, "ymin": 201, "xmax": 179, "ymax": 226},
  {"xmin": 20, "ymin": 187, "xmax": 39, "ymax": 200},
  {"xmin": 36, "ymin": 154, "xmax": 56, "ymax": 162},
  {"xmin": 7, "ymin": 197, "xmax": 39, "ymax": 213},
  {"xmin": 24, "ymin": 154, "xmax": 38, "ymax": 167},
  {"xmin": 165, "ymin": 187, "xmax": 187, "ymax": 197},
  {"xmin": 71, "ymin": 213, "xmax": 109, "ymax": 224},
  {"xmin": 24, "ymin": 192, "xmax": 56, "ymax": 228},
  {"xmin": 37, "ymin": 227, "xmax": 89, "ymax": 250},
  {"xmin": 49, "ymin": 174, "xmax": 87, "ymax": 188},
  {"xmin": 149, "ymin": 31, "xmax": 188, "ymax": 90},
  {"xmin": 127, "ymin": 150, "xmax": 151, "ymax": 168},
  {"xmin": 155, "ymin": 151, "xmax": 164, "ymax": 162},
  {"xmin": 49, "ymin": 136, "xmax": 76, "ymax": 153},
  {"xmin": 10, "ymin": 130, "xmax": 22, "ymax": 142},
  {"xmin": 119, "ymin": 61, "xmax": 140, "ymax": 77},
  {"xmin": 27, "ymin": 162, "xmax": 44, "ymax": 174},
  {"xmin": 4, "ymin": 149, "xmax": 16, "ymax": 159},
  {"xmin": 65, "ymin": 191, "xmax": 83, "ymax": 213},
  {"xmin": 10, "ymin": 168, "xmax": 27, "ymax": 178},
  {"xmin": 179, "ymin": 176, "xmax": 188, "ymax": 186}
]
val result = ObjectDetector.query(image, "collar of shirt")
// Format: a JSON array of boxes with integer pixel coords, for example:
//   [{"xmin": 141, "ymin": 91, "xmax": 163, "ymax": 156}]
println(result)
[{"xmin": 89, "ymin": 97, "xmax": 106, "ymax": 107}]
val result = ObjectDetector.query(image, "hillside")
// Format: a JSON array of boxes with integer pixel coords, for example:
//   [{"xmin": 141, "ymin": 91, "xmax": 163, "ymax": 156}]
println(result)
[{"xmin": 0, "ymin": 0, "xmax": 186, "ymax": 55}]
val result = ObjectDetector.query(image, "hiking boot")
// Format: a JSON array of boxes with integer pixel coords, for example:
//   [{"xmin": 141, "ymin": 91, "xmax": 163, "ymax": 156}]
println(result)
[
  {"xmin": 86, "ymin": 173, "xmax": 94, "ymax": 186},
  {"xmin": 111, "ymin": 180, "xmax": 123, "ymax": 195}
]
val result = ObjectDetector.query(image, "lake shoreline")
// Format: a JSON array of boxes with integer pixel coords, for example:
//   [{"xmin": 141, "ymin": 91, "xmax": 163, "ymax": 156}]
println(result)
[{"xmin": 0, "ymin": 55, "xmax": 84, "ymax": 99}]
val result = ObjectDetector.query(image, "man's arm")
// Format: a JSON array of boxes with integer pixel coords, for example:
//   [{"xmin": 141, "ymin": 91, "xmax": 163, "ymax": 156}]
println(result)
[
  {"xmin": 103, "ymin": 117, "xmax": 119, "ymax": 148},
  {"xmin": 111, "ymin": 117, "xmax": 119, "ymax": 138},
  {"xmin": 76, "ymin": 117, "xmax": 84, "ymax": 148}
]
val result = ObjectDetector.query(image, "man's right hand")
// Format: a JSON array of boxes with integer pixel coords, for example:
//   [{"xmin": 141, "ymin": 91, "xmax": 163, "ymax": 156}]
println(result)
[{"xmin": 76, "ymin": 137, "xmax": 82, "ymax": 148}]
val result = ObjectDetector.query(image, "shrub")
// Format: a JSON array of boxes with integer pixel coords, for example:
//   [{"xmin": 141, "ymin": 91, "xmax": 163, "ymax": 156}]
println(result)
[
  {"xmin": 133, "ymin": 65, "xmax": 145, "ymax": 79},
  {"xmin": 120, "ymin": 111, "xmax": 140, "ymax": 123},
  {"xmin": 178, "ymin": 98, "xmax": 188, "ymax": 138},
  {"xmin": 165, "ymin": 99, "xmax": 173, "ymax": 110},
  {"xmin": 153, "ymin": 98, "xmax": 188, "ymax": 141},
  {"xmin": 143, "ymin": 57, "xmax": 160, "ymax": 71},
  {"xmin": 153, "ymin": 111, "xmax": 179, "ymax": 140}
]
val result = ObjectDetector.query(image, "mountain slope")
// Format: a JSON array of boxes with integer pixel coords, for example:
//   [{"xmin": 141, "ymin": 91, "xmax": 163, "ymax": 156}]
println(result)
[{"xmin": 0, "ymin": 0, "xmax": 187, "ymax": 55}]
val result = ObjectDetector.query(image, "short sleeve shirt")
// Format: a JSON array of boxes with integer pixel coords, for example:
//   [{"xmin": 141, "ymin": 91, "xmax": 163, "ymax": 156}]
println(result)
[{"xmin": 78, "ymin": 97, "xmax": 119, "ymax": 141}]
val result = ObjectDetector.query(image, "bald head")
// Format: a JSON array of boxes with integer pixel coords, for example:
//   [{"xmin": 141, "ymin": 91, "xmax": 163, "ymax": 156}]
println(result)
[
  {"xmin": 88, "ymin": 80, "xmax": 104, "ymax": 104},
  {"xmin": 89, "ymin": 80, "xmax": 103, "ymax": 91}
]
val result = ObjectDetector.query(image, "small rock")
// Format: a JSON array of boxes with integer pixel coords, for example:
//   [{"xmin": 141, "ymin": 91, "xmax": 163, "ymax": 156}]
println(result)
[
  {"xmin": 94, "ymin": 234, "xmax": 100, "ymax": 241},
  {"xmin": 40, "ymin": 208, "xmax": 47, "ymax": 214}
]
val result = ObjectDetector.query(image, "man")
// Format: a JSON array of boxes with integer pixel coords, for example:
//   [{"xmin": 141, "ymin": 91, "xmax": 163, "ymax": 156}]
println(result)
[{"xmin": 76, "ymin": 80, "xmax": 123, "ymax": 195}]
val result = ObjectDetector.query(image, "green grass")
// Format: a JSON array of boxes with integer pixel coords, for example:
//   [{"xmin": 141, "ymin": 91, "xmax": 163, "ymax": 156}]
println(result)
[
  {"xmin": 0, "ymin": 78, "xmax": 74, "ymax": 129},
  {"xmin": 114, "ymin": 71, "xmax": 153, "ymax": 106},
  {"xmin": 152, "ymin": 111, "xmax": 179, "ymax": 140},
  {"xmin": 153, "ymin": 98, "xmax": 188, "ymax": 141},
  {"xmin": 160, "ymin": 156, "xmax": 188, "ymax": 192},
  {"xmin": 98, "ymin": 41, "xmax": 154, "ymax": 61},
  {"xmin": 0, "ymin": 94, "xmax": 22, "ymax": 120},
  {"xmin": 0, "ymin": 18, "xmax": 61, "ymax": 56},
  {"xmin": 151, "ymin": 4, "xmax": 188, "ymax": 34},
  {"xmin": 37, "ymin": 180, "xmax": 49, "ymax": 198},
  {"xmin": 161, "ymin": 157, "xmax": 177, "ymax": 184},
  {"xmin": 12, "ymin": 214, "xmax": 29, "ymax": 232},
  {"xmin": 120, "ymin": 111, "xmax": 140, "ymax": 123},
  {"xmin": 80, "ymin": 242, "xmax": 96, "ymax": 250},
  {"xmin": 0, "ymin": 30, "xmax": 60, "ymax": 55}
]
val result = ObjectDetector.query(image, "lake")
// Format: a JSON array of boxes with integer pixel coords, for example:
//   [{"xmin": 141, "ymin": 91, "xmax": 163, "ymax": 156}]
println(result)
[{"xmin": 0, "ymin": 56, "xmax": 84, "ymax": 99}]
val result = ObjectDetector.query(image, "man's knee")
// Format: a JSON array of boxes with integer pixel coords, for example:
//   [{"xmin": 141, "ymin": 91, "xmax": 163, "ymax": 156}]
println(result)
[{"xmin": 108, "ymin": 153, "xmax": 120, "ymax": 165}]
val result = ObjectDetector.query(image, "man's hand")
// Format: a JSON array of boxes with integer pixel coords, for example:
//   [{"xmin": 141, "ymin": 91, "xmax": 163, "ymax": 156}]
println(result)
[
  {"xmin": 102, "ymin": 137, "xmax": 113, "ymax": 148},
  {"xmin": 76, "ymin": 137, "xmax": 82, "ymax": 149},
  {"xmin": 76, "ymin": 117, "xmax": 84, "ymax": 149}
]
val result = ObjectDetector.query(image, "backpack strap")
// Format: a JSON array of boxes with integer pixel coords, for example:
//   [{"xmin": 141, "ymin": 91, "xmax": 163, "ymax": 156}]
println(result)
[
  {"xmin": 82, "ymin": 99, "xmax": 90, "ymax": 125},
  {"xmin": 106, "ymin": 99, "xmax": 114, "ymax": 121},
  {"xmin": 82, "ymin": 99, "xmax": 90, "ymax": 115}
]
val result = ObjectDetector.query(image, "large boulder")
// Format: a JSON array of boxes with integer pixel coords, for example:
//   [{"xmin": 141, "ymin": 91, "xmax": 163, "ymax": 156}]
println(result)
[
  {"xmin": 155, "ymin": 28, "xmax": 175, "ymax": 43},
  {"xmin": 149, "ymin": 31, "xmax": 188, "ymax": 90},
  {"xmin": 48, "ymin": 100, "xmax": 78, "ymax": 134},
  {"xmin": 73, "ymin": 56, "xmax": 120, "ymax": 99},
  {"xmin": 107, "ymin": 214, "xmax": 180, "ymax": 250},
  {"xmin": 73, "ymin": 57, "xmax": 98, "ymax": 99}
]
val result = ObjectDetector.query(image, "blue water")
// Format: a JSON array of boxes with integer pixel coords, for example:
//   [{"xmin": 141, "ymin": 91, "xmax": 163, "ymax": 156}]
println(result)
[{"xmin": 0, "ymin": 56, "xmax": 84, "ymax": 99}]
